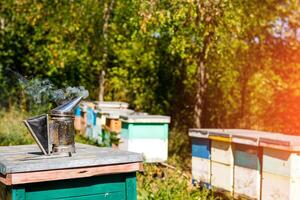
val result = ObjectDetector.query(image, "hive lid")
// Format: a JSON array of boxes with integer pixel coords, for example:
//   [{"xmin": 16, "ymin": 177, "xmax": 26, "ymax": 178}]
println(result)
[
  {"xmin": 0, "ymin": 143, "xmax": 143, "ymax": 175},
  {"xmin": 228, "ymin": 129, "xmax": 263, "ymax": 146},
  {"xmin": 188, "ymin": 129, "xmax": 210, "ymax": 138},
  {"xmin": 98, "ymin": 109, "xmax": 135, "ymax": 119},
  {"xmin": 95, "ymin": 101, "xmax": 129, "ymax": 110},
  {"xmin": 259, "ymin": 133, "xmax": 300, "ymax": 151},
  {"xmin": 120, "ymin": 115, "xmax": 171, "ymax": 123}
]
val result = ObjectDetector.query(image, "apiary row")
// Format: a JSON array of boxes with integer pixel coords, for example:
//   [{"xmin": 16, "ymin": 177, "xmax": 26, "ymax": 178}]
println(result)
[
  {"xmin": 74, "ymin": 101, "xmax": 171, "ymax": 162},
  {"xmin": 189, "ymin": 129, "xmax": 300, "ymax": 200}
]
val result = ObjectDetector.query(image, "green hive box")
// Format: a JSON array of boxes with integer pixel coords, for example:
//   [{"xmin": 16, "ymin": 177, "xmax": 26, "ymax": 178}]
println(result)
[
  {"xmin": 119, "ymin": 115, "xmax": 171, "ymax": 163},
  {"xmin": 0, "ymin": 144, "xmax": 142, "ymax": 200}
]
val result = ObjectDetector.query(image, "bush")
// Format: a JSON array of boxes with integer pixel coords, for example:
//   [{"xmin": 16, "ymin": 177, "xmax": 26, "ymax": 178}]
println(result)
[
  {"xmin": 137, "ymin": 163, "xmax": 219, "ymax": 200},
  {"xmin": 0, "ymin": 109, "xmax": 34, "ymax": 145}
]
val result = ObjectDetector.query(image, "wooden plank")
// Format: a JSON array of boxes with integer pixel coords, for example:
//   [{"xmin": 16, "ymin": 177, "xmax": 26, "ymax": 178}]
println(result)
[
  {"xmin": 192, "ymin": 157, "xmax": 210, "ymax": 184},
  {"xmin": 0, "ymin": 174, "xmax": 11, "ymax": 186},
  {"xmin": 25, "ymin": 174, "xmax": 126, "ymax": 200},
  {"xmin": 209, "ymin": 136, "xmax": 231, "ymax": 142},
  {"xmin": 191, "ymin": 138, "xmax": 211, "ymax": 159},
  {"xmin": 1, "ymin": 162, "xmax": 142, "ymax": 185},
  {"xmin": 211, "ymin": 161, "xmax": 234, "ymax": 192},
  {"xmin": 234, "ymin": 166, "xmax": 260, "ymax": 199},
  {"xmin": 211, "ymin": 140, "xmax": 234, "ymax": 164},
  {"xmin": 262, "ymin": 172, "xmax": 290, "ymax": 200},
  {"xmin": 53, "ymin": 192, "xmax": 125, "ymax": 200},
  {"xmin": 0, "ymin": 144, "xmax": 142, "ymax": 174},
  {"xmin": 263, "ymin": 147, "xmax": 292, "ymax": 177}
]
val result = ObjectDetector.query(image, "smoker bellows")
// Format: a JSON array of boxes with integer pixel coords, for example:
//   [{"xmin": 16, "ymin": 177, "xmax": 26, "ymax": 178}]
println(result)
[{"xmin": 23, "ymin": 96, "xmax": 83, "ymax": 155}]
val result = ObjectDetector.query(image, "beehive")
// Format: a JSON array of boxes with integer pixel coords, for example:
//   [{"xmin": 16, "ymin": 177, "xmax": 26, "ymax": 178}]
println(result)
[
  {"xmin": 74, "ymin": 106, "xmax": 82, "ymax": 131},
  {"xmin": 231, "ymin": 130, "xmax": 262, "ymax": 200},
  {"xmin": 189, "ymin": 129, "xmax": 211, "ymax": 186},
  {"xmin": 260, "ymin": 134, "xmax": 300, "ymax": 200},
  {"xmin": 91, "ymin": 110, "xmax": 102, "ymax": 142},
  {"xmin": 94, "ymin": 101, "xmax": 129, "ymax": 126},
  {"xmin": 79, "ymin": 102, "xmax": 88, "ymax": 135},
  {"xmin": 119, "ymin": 115, "xmax": 170, "ymax": 162},
  {"xmin": 98, "ymin": 108, "xmax": 134, "ymax": 127},
  {"xmin": 208, "ymin": 130, "xmax": 234, "ymax": 193},
  {"xmin": 189, "ymin": 129, "xmax": 300, "ymax": 199},
  {"xmin": 0, "ymin": 144, "xmax": 142, "ymax": 200},
  {"xmin": 86, "ymin": 107, "xmax": 95, "ymax": 139},
  {"xmin": 95, "ymin": 101, "xmax": 129, "ymax": 110}
]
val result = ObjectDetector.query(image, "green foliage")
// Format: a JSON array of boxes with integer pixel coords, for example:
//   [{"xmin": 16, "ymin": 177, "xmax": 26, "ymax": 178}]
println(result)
[
  {"xmin": 1, "ymin": 0, "xmax": 300, "ymax": 133},
  {"xmin": 0, "ymin": 109, "xmax": 34, "ymax": 146},
  {"xmin": 137, "ymin": 164, "xmax": 216, "ymax": 200}
]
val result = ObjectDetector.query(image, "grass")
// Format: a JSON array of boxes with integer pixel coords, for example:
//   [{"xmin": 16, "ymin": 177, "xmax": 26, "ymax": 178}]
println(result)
[
  {"xmin": 0, "ymin": 109, "xmax": 224, "ymax": 199},
  {"xmin": 0, "ymin": 109, "xmax": 34, "ymax": 145}
]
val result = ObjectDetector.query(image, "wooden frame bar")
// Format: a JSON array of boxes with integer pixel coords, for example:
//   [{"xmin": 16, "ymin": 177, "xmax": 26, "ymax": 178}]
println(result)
[{"xmin": 0, "ymin": 162, "xmax": 143, "ymax": 186}]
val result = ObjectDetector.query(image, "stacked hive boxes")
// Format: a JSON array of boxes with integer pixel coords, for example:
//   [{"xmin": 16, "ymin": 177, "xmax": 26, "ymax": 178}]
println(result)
[
  {"xmin": 231, "ymin": 130, "xmax": 263, "ymax": 199},
  {"xmin": 74, "ymin": 106, "xmax": 82, "ymax": 131},
  {"xmin": 98, "ymin": 108, "xmax": 135, "ymax": 132},
  {"xmin": 76, "ymin": 101, "xmax": 133, "ymax": 144},
  {"xmin": 86, "ymin": 105, "xmax": 96, "ymax": 139},
  {"xmin": 260, "ymin": 134, "xmax": 300, "ymax": 200},
  {"xmin": 119, "ymin": 115, "xmax": 171, "ymax": 162},
  {"xmin": 189, "ymin": 129, "xmax": 211, "ymax": 187},
  {"xmin": 189, "ymin": 129, "xmax": 300, "ymax": 200},
  {"xmin": 95, "ymin": 101, "xmax": 129, "ymax": 128},
  {"xmin": 209, "ymin": 131, "xmax": 234, "ymax": 194}
]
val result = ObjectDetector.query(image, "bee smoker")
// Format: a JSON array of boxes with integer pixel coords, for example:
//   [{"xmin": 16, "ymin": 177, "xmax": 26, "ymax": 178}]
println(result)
[{"xmin": 24, "ymin": 96, "xmax": 83, "ymax": 156}]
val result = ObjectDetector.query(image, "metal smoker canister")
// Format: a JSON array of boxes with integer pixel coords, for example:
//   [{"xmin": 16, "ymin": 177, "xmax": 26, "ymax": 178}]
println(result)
[
  {"xmin": 49, "ymin": 97, "xmax": 83, "ymax": 155},
  {"xmin": 50, "ymin": 114, "xmax": 75, "ymax": 154},
  {"xmin": 23, "ymin": 96, "xmax": 83, "ymax": 156}
]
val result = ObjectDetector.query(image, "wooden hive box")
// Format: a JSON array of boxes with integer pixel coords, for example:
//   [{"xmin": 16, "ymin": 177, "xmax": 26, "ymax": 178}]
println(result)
[
  {"xmin": 74, "ymin": 106, "xmax": 82, "ymax": 131},
  {"xmin": 106, "ymin": 117, "xmax": 122, "ymax": 133},
  {"xmin": 207, "ymin": 130, "xmax": 234, "ymax": 193},
  {"xmin": 119, "ymin": 115, "xmax": 170, "ymax": 163},
  {"xmin": 95, "ymin": 101, "xmax": 129, "ymax": 110},
  {"xmin": 260, "ymin": 134, "xmax": 300, "ymax": 200},
  {"xmin": 189, "ymin": 129, "xmax": 211, "ymax": 187},
  {"xmin": 98, "ymin": 109, "xmax": 134, "ymax": 128},
  {"xmin": 230, "ymin": 129, "xmax": 265, "ymax": 200},
  {"xmin": 0, "ymin": 144, "xmax": 143, "ymax": 200}
]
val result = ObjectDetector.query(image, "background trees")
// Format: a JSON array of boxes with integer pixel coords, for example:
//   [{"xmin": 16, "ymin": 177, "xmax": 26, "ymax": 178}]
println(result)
[{"xmin": 1, "ymin": 0, "xmax": 300, "ymax": 134}]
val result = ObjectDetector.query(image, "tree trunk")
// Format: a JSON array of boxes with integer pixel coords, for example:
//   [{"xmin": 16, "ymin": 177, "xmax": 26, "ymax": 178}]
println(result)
[
  {"xmin": 240, "ymin": 65, "xmax": 250, "ymax": 128},
  {"xmin": 193, "ymin": 56, "xmax": 207, "ymax": 128},
  {"xmin": 98, "ymin": 70, "xmax": 105, "ymax": 101},
  {"xmin": 98, "ymin": 0, "xmax": 114, "ymax": 101}
]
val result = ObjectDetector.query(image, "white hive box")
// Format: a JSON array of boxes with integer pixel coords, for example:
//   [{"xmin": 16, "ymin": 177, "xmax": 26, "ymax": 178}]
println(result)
[
  {"xmin": 230, "ymin": 129, "xmax": 262, "ymax": 200},
  {"xmin": 260, "ymin": 134, "xmax": 300, "ymax": 200},
  {"xmin": 97, "ymin": 108, "xmax": 135, "ymax": 126},
  {"xmin": 119, "ymin": 115, "xmax": 170, "ymax": 163},
  {"xmin": 204, "ymin": 129, "xmax": 234, "ymax": 193},
  {"xmin": 94, "ymin": 101, "xmax": 129, "ymax": 110},
  {"xmin": 189, "ymin": 129, "xmax": 211, "ymax": 186}
]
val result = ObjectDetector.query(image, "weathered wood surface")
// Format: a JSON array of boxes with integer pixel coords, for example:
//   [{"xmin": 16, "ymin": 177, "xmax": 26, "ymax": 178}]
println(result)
[
  {"xmin": 0, "ymin": 162, "xmax": 142, "ymax": 185},
  {"xmin": 120, "ymin": 115, "xmax": 171, "ymax": 123},
  {"xmin": 0, "ymin": 143, "xmax": 143, "ymax": 175}
]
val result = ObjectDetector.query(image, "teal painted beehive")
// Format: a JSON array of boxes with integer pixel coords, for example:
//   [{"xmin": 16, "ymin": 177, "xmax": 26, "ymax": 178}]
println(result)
[
  {"xmin": 0, "ymin": 144, "xmax": 142, "ymax": 200},
  {"xmin": 119, "ymin": 115, "xmax": 170, "ymax": 163}
]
